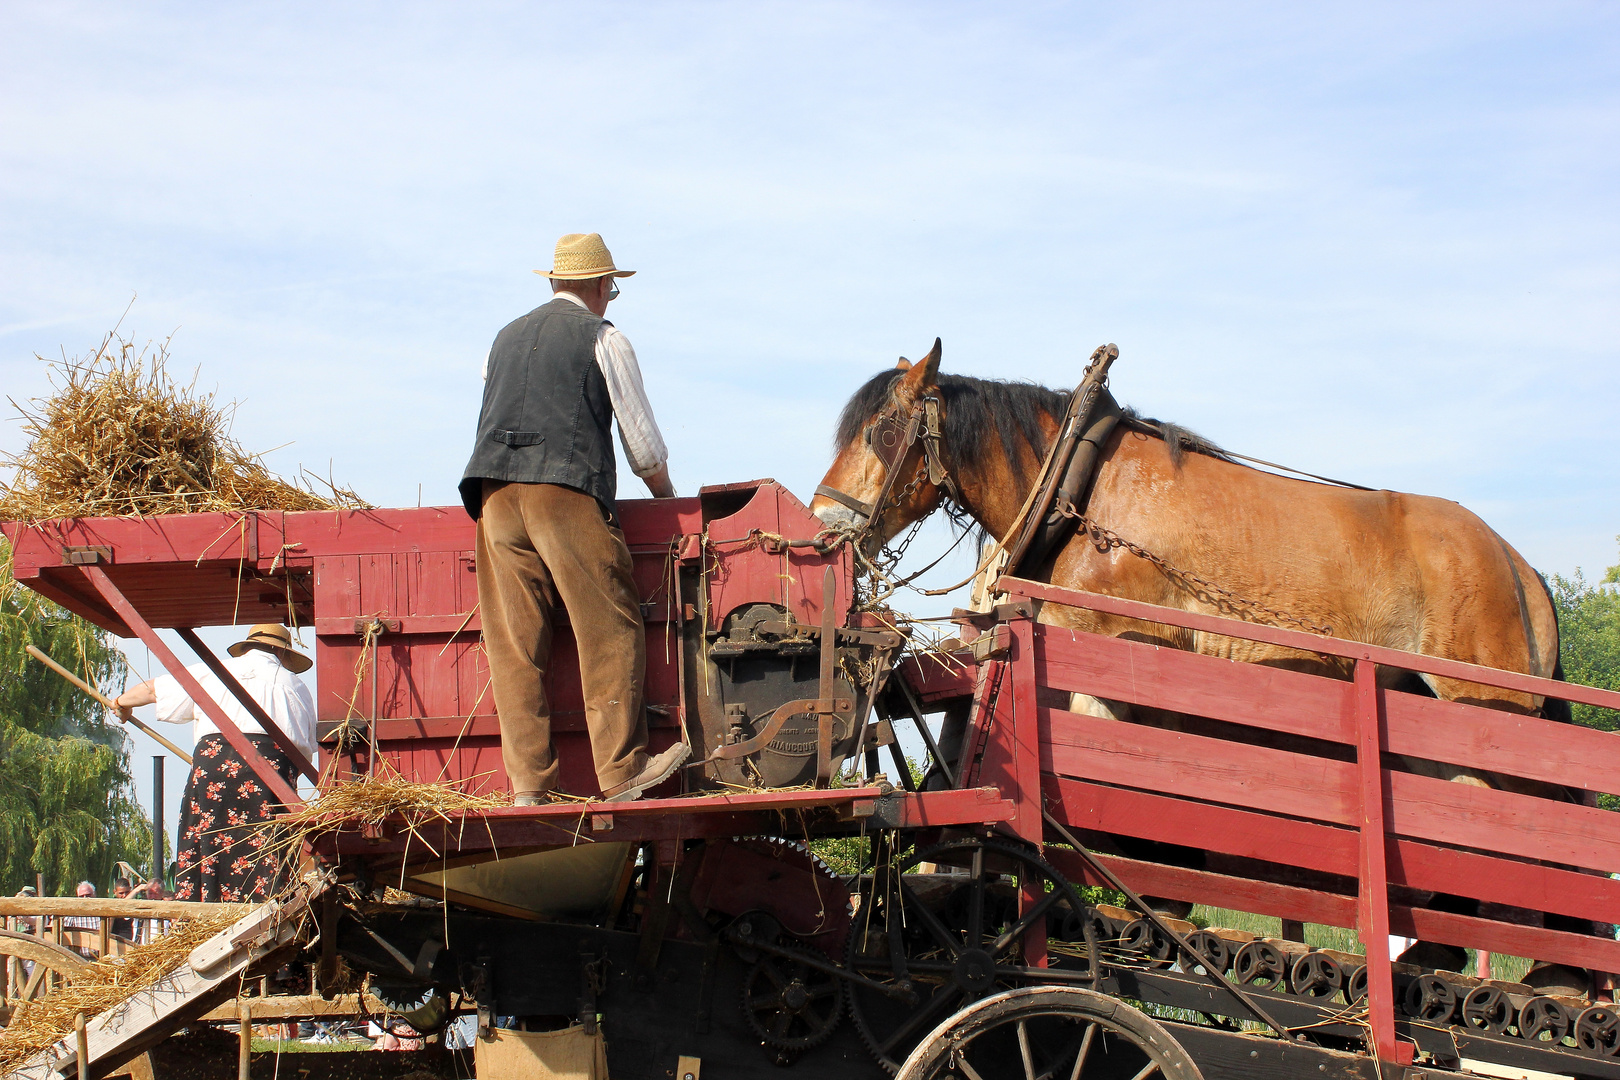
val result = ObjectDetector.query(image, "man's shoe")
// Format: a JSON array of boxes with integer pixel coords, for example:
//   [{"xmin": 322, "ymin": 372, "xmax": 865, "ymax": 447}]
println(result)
[
  {"xmin": 602, "ymin": 743, "xmax": 692, "ymax": 803},
  {"xmin": 513, "ymin": 790, "xmax": 552, "ymax": 807}
]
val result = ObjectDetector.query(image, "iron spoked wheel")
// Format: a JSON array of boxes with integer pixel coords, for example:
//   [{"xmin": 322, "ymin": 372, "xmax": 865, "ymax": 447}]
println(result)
[
  {"xmin": 895, "ymin": 986, "xmax": 1203, "ymax": 1080},
  {"xmin": 846, "ymin": 837, "xmax": 1090, "ymax": 1073},
  {"xmin": 742, "ymin": 944, "xmax": 844, "ymax": 1059}
]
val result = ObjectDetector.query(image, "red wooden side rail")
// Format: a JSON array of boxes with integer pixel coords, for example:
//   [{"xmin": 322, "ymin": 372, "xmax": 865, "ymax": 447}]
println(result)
[{"xmin": 991, "ymin": 574, "xmax": 1620, "ymax": 1066}]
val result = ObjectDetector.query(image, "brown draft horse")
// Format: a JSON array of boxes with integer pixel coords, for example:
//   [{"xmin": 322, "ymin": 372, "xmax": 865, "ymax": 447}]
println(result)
[
  {"xmin": 811, "ymin": 340, "xmax": 1563, "ymax": 734},
  {"xmin": 811, "ymin": 340, "xmax": 1584, "ymax": 978}
]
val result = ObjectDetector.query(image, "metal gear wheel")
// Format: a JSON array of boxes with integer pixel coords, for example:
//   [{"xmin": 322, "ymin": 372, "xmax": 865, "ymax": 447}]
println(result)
[{"xmin": 741, "ymin": 942, "xmax": 844, "ymax": 1056}]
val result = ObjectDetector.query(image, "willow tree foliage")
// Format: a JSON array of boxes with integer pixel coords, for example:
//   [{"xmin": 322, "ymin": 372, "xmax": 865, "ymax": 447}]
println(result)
[
  {"xmin": 1550, "ymin": 540, "xmax": 1620, "ymax": 734},
  {"xmin": 1, "ymin": 539, "xmax": 151, "ymax": 894}
]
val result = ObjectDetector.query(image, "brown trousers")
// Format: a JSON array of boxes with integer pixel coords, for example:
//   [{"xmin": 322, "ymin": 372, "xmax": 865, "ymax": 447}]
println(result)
[{"xmin": 476, "ymin": 480, "xmax": 648, "ymax": 793}]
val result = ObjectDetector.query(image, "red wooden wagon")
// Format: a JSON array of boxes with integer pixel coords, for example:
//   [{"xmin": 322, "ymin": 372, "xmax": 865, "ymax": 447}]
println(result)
[{"xmin": 7, "ymin": 477, "xmax": 1620, "ymax": 1080}]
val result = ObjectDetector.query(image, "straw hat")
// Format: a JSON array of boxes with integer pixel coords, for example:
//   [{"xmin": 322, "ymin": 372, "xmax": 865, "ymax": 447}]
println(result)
[
  {"xmin": 228, "ymin": 624, "xmax": 312, "ymax": 674},
  {"xmin": 533, "ymin": 233, "xmax": 636, "ymax": 280}
]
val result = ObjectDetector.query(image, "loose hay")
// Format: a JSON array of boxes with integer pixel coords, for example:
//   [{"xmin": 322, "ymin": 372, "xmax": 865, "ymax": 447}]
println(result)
[
  {"xmin": 0, "ymin": 328, "xmax": 367, "ymax": 521},
  {"xmin": 263, "ymin": 774, "xmax": 513, "ymax": 863},
  {"xmin": 0, "ymin": 905, "xmax": 249, "ymax": 1074}
]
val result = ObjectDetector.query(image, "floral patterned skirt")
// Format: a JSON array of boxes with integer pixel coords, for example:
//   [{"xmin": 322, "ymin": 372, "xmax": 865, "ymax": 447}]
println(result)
[{"xmin": 174, "ymin": 734, "xmax": 296, "ymax": 903}]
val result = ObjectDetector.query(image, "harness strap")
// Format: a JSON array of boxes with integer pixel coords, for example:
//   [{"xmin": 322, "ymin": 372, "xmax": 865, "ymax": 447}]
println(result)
[
  {"xmin": 814, "ymin": 484, "xmax": 875, "ymax": 519},
  {"xmin": 1004, "ymin": 344, "xmax": 1117, "ymax": 574}
]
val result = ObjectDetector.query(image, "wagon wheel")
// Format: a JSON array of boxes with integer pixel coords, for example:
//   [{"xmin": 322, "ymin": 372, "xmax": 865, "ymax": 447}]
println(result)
[
  {"xmin": 0, "ymin": 928, "xmax": 92, "ymax": 1001},
  {"xmin": 845, "ymin": 838, "xmax": 1089, "ymax": 1073},
  {"xmin": 894, "ymin": 985, "xmax": 1204, "ymax": 1080}
]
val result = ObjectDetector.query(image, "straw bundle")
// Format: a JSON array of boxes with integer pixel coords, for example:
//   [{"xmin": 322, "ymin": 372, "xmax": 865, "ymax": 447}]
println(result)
[
  {"xmin": 0, "ymin": 905, "xmax": 248, "ymax": 1074},
  {"xmin": 262, "ymin": 775, "xmax": 513, "ymax": 863},
  {"xmin": 0, "ymin": 330, "xmax": 367, "ymax": 522}
]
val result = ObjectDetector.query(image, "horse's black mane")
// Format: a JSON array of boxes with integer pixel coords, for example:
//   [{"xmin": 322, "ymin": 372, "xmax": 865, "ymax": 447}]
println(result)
[{"xmin": 835, "ymin": 370, "xmax": 1229, "ymax": 488}]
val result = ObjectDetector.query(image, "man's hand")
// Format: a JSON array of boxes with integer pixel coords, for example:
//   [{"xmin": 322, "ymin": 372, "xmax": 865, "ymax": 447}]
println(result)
[{"xmin": 642, "ymin": 464, "xmax": 676, "ymax": 499}]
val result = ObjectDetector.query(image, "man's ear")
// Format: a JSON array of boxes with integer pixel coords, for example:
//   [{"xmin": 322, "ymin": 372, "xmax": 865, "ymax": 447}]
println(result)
[{"xmin": 895, "ymin": 338, "xmax": 942, "ymax": 402}]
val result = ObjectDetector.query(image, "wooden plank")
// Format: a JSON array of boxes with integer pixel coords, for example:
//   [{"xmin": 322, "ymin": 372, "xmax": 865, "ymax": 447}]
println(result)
[
  {"xmin": 195, "ymin": 993, "xmax": 388, "ymax": 1022},
  {"xmin": 1165, "ymin": 1021, "xmax": 1379, "ymax": 1080},
  {"xmin": 1042, "ymin": 775, "xmax": 1620, "ymax": 926},
  {"xmin": 1037, "ymin": 627, "xmax": 1620, "ymax": 797},
  {"xmin": 1353, "ymin": 658, "xmax": 1398, "ymax": 1065},
  {"xmin": 82, "ymin": 565, "xmax": 302, "ymax": 809},
  {"xmin": 1384, "ymin": 768, "xmax": 1620, "ymax": 874},
  {"xmin": 895, "ymin": 653, "xmax": 978, "ymax": 704},
  {"xmin": 1041, "ymin": 705, "xmax": 1620, "ymax": 874},
  {"xmin": 0, "ymin": 898, "xmax": 244, "ymax": 919},
  {"xmin": 1003, "ymin": 576, "xmax": 1620, "ymax": 713},
  {"xmin": 1035, "ymin": 628, "xmax": 1355, "ymax": 745},
  {"xmin": 1040, "ymin": 705, "xmax": 1358, "ymax": 824}
]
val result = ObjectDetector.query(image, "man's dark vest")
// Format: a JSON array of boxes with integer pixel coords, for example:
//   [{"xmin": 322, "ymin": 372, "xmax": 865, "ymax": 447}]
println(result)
[{"xmin": 459, "ymin": 298, "xmax": 617, "ymax": 519}]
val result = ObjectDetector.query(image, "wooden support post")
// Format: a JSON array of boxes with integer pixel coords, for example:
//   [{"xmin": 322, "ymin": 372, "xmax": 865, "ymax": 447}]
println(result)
[
  {"xmin": 238, "ymin": 997, "xmax": 252, "ymax": 1080},
  {"xmin": 75, "ymin": 1012, "xmax": 89, "ymax": 1080},
  {"xmin": 1352, "ymin": 659, "xmax": 1406, "ymax": 1067},
  {"xmin": 98, "ymin": 916, "xmax": 110, "ymax": 958},
  {"xmin": 80, "ymin": 566, "xmax": 301, "ymax": 808},
  {"xmin": 1280, "ymin": 919, "xmax": 1306, "ymax": 942}
]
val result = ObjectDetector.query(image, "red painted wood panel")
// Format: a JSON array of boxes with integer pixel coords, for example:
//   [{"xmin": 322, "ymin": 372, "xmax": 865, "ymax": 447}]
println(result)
[
  {"xmin": 1036, "ymin": 628, "xmax": 1620, "ymax": 798},
  {"xmin": 1036, "ymin": 626, "xmax": 1355, "ymax": 746},
  {"xmin": 1040, "ymin": 704, "xmax": 1357, "ymax": 824},
  {"xmin": 1006, "ymin": 576, "xmax": 1620, "ymax": 714},
  {"xmin": 1043, "ymin": 775, "xmax": 1620, "ymax": 926},
  {"xmin": 1041, "ymin": 704, "xmax": 1620, "ymax": 874}
]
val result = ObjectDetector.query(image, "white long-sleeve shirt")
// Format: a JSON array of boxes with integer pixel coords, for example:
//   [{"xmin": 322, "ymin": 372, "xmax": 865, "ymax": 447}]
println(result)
[
  {"xmin": 153, "ymin": 648, "xmax": 318, "ymax": 761},
  {"xmin": 481, "ymin": 292, "xmax": 669, "ymax": 479}
]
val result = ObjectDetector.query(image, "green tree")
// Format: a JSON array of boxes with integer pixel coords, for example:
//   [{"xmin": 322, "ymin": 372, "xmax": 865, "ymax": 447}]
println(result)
[
  {"xmin": 0, "ymin": 538, "xmax": 151, "ymax": 895},
  {"xmin": 1550, "ymin": 539, "xmax": 1620, "ymax": 734}
]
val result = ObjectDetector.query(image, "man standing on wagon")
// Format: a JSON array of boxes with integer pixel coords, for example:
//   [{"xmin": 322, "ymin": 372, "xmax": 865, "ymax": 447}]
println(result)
[{"xmin": 459, "ymin": 233, "xmax": 687, "ymax": 805}]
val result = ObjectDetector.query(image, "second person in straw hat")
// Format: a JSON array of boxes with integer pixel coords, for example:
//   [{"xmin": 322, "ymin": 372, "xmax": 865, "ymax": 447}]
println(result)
[
  {"xmin": 459, "ymin": 233, "xmax": 687, "ymax": 805},
  {"xmin": 115, "ymin": 623, "xmax": 316, "ymax": 902}
]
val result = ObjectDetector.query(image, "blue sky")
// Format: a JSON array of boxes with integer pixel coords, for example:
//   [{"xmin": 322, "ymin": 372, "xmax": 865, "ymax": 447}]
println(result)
[{"xmin": 3, "ymin": 3, "xmax": 1617, "ymax": 851}]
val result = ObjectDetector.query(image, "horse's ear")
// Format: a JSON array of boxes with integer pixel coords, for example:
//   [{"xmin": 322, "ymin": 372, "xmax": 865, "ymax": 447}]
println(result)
[
  {"xmin": 895, "ymin": 356, "xmax": 912, "ymax": 371},
  {"xmin": 895, "ymin": 338, "xmax": 942, "ymax": 402}
]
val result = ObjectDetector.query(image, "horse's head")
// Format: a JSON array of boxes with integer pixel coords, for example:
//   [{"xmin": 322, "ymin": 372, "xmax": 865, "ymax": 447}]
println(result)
[{"xmin": 811, "ymin": 338, "xmax": 954, "ymax": 557}]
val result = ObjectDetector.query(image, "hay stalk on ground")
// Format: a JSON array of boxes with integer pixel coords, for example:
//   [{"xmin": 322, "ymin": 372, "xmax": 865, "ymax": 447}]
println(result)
[
  {"xmin": 0, "ymin": 328, "xmax": 366, "ymax": 522},
  {"xmin": 0, "ymin": 905, "xmax": 248, "ymax": 1073}
]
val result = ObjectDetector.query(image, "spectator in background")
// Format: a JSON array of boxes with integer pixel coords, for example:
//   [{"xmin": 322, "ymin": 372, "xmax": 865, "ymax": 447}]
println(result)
[
  {"xmin": 63, "ymin": 881, "xmax": 99, "ymax": 959},
  {"xmin": 13, "ymin": 885, "xmax": 37, "ymax": 935},
  {"xmin": 132, "ymin": 880, "xmax": 172, "ymax": 944},
  {"xmin": 109, "ymin": 880, "xmax": 135, "ymax": 942}
]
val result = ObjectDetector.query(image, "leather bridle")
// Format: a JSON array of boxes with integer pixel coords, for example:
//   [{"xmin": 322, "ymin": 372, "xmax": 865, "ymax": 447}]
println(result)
[{"xmin": 816, "ymin": 394, "xmax": 958, "ymax": 543}]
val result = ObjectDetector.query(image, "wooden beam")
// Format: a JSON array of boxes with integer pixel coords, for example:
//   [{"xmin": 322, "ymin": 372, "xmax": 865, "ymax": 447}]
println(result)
[
  {"xmin": 1003, "ymin": 575, "xmax": 1620, "ymax": 713},
  {"xmin": 1041, "ymin": 704, "xmax": 1620, "ymax": 873},
  {"xmin": 80, "ymin": 565, "xmax": 302, "ymax": 808},
  {"xmin": 0, "ymin": 899, "xmax": 243, "ymax": 919},
  {"xmin": 1353, "ymin": 658, "xmax": 1399, "ymax": 1066},
  {"xmin": 1036, "ymin": 627, "xmax": 1620, "ymax": 798},
  {"xmin": 1042, "ymin": 775, "xmax": 1620, "ymax": 927},
  {"xmin": 196, "ymin": 993, "xmax": 390, "ymax": 1022}
]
